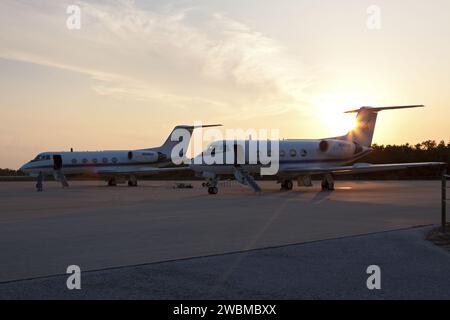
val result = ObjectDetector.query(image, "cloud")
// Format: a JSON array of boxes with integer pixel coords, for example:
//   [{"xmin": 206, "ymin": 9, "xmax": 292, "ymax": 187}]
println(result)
[{"xmin": 0, "ymin": 0, "xmax": 314, "ymax": 118}]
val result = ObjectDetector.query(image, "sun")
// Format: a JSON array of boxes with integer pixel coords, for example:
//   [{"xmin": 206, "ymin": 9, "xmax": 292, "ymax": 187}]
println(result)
[{"xmin": 312, "ymin": 92, "xmax": 373, "ymax": 135}]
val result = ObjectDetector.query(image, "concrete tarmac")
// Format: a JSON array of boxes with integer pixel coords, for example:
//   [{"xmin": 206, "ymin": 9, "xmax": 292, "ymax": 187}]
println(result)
[
  {"xmin": 0, "ymin": 180, "xmax": 444, "ymax": 288},
  {"xmin": 1, "ymin": 227, "xmax": 449, "ymax": 299}
]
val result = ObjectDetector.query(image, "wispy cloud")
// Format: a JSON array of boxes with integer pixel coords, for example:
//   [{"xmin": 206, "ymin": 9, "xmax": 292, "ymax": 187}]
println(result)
[{"xmin": 0, "ymin": 0, "xmax": 314, "ymax": 118}]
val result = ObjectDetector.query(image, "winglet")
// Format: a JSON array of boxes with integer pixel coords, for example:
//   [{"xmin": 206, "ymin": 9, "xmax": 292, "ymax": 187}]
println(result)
[{"xmin": 344, "ymin": 105, "xmax": 425, "ymax": 114}]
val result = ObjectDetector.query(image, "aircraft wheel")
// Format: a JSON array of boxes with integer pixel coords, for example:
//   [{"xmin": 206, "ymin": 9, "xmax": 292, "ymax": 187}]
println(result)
[
  {"xmin": 285, "ymin": 180, "xmax": 294, "ymax": 190},
  {"xmin": 128, "ymin": 180, "xmax": 138, "ymax": 187},
  {"xmin": 281, "ymin": 180, "xmax": 293, "ymax": 190},
  {"xmin": 321, "ymin": 180, "xmax": 334, "ymax": 191},
  {"xmin": 208, "ymin": 187, "xmax": 218, "ymax": 195},
  {"xmin": 108, "ymin": 179, "xmax": 117, "ymax": 187}
]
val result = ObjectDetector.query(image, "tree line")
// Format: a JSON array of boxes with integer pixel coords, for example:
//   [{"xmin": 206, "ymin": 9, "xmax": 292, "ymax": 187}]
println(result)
[
  {"xmin": 0, "ymin": 140, "xmax": 448, "ymax": 179},
  {"xmin": 351, "ymin": 140, "xmax": 449, "ymax": 179}
]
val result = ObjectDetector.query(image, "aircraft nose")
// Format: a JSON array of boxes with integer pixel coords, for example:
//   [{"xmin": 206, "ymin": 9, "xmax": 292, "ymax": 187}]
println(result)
[{"xmin": 20, "ymin": 163, "xmax": 30, "ymax": 173}]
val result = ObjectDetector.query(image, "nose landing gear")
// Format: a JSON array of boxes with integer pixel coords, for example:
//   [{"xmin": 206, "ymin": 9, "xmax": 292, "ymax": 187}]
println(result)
[
  {"xmin": 208, "ymin": 187, "xmax": 219, "ymax": 195},
  {"xmin": 202, "ymin": 174, "xmax": 219, "ymax": 195}
]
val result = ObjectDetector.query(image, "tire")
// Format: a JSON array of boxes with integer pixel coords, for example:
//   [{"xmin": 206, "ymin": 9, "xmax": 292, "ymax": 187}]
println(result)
[
  {"xmin": 321, "ymin": 180, "xmax": 335, "ymax": 191},
  {"xmin": 285, "ymin": 180, "xmax": 293, "ymax": 190},
  {"xmin": 128, "ymin": 180, "xmax": 138, "ymax": 187},
  {"xmin": 208, "ymin": 187, "xmax": 218, "ymax": 195}
]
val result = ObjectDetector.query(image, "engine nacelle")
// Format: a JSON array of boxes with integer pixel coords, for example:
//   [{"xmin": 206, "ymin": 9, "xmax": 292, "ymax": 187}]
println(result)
[
  {"xmin": 128, "ymin": 151, "xmax": 160, "ymax": 163},
  {"xmin": 317, "ymin": 139, "xmax": 356, "ymax": 159}
]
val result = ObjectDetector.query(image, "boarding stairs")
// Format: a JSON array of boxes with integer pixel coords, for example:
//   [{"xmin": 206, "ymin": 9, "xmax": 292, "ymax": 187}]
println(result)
[
  {"xmin": 53, "ymin": 170, "xmax": 69, "ymax": 187},
  {"xmin": 233, "ymin": 167, "xmax": 261, "ymax": 193}
]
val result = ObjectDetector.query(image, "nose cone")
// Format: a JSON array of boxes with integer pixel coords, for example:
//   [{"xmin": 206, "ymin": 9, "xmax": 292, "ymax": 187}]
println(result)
[{"xmin": 19, "ymin": 163, "xmax": 30, "ymax": 173}]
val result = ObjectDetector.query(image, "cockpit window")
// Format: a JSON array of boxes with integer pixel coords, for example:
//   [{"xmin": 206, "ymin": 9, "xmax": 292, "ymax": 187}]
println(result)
[
  {"xmin": 207, "ymin": 144, "xmax": 225, "ymax": 154},
  {"xmin": 31, "ymin": 154, "xmax": 50, "ymax": 162}
]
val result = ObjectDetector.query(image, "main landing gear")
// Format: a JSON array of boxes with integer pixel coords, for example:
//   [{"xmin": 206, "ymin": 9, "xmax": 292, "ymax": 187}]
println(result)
[
  {"xmin": 128, "ymin": 175, "xmax": 138, "ymax": 187},
  {"xmin": 321, "ymin": 174, "xmax": 335, "ymax": 191},
  {"xmin": 280, "ymin": 180, "xmax": 294, "ymax": 191},
  {"xmin": 208, "ymin": 186, "xmax": 219, "ymax": 195},
  {"xmin": 107, "ymin": 178, "xmax": 117, "ymax": 187}
]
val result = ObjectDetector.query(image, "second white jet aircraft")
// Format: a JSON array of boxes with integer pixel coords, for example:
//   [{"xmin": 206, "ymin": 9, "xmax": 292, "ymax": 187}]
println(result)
[{"xmin": 190, "ymin": 105, "xmax": 445, "ymax": 194}]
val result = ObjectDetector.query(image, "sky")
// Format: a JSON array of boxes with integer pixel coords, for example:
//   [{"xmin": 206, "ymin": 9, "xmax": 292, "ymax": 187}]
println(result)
[{"xmin": 0, "ymin": 0, "xmax": 449, "ymax": 169}]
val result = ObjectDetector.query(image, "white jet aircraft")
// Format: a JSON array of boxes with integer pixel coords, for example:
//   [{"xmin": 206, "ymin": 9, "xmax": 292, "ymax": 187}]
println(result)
[
  {"xmin": 20, "ymin": 125, "xmax": 220, "ymax": 187},
  {"xmin": 190, "ymin": 105, "xmax": 446, "ymax": 194}
]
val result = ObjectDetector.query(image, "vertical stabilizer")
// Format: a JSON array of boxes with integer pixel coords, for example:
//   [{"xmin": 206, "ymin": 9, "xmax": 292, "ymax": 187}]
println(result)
[
  {"xmin": 157, "ymin": 124, "xmax": 222, "ymax": 155},
  {"xmin": 336, "ymin": 105, "xmax": 424, "ymax": 147}
]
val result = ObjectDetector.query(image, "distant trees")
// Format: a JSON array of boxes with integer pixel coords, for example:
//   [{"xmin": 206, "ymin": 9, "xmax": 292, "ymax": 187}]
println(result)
[
  {"xmin": 353, "ymin": 140, "xmax": 449, "ymax": 179},
  {"xmin": 0, "ymin": 140, "xmax": 448, "ymax": 179},
  {"xmin": 363, "ymin": 140, "xmax": 449, "ymax": 165},
  {"xmin": 0, "ymin": 168, "xmax": 26, "ymax": 176}
]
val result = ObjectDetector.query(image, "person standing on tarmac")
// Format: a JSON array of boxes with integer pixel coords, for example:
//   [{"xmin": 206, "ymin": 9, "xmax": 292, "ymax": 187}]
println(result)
[{"xmin": 36, "ymin": 171, "xmax": 43, "ymax": 192}]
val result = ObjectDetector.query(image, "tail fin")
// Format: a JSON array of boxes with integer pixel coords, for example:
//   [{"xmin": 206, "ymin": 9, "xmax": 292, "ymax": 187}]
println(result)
[
  {"xmin": 337, "ymin": 105, "xmax": 424, "ymax": 147},
  {"xmin": 157, "ymin": 124, "xmax": 222, "ymax": 154}
]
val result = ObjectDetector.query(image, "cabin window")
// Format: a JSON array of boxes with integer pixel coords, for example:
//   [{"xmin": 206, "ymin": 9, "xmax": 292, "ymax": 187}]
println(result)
[
  {"xmin": 280, "ymin": 150, "xmax": 285, "ymax": 157},
  {"xmin": 102, "ymin": 158, "xmax": 108, "ymax": 164},
  {"xmin": 71, "ymin": 159, "xmax": 77, "ymax": 164},
  {"xmin": 92, "ymin": 158, "xmax": 98, "ymax": 164},
  {"xmin": 300, "ymin": 149, "xmax": 307, "ymax": 157},
  {"xmin": 112, "ymin": 157, "xmax": 118, "ymax": 164},
  {"xmin": 290, "ymin": 149, "xmax": 297, "ymax": 157},
  {"xmin": 82, "ymin": 158, "xmax": 88, "ymax": 164}
]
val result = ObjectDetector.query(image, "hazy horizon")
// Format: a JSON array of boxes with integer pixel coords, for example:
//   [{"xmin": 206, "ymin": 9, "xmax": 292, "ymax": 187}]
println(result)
[{"xmin": 1, "ymin": 0, "xmax": 449, "ymax": 169}]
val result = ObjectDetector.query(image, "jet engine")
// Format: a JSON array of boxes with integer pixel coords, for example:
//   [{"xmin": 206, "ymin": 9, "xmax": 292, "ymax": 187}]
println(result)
[
  {"xmin": 129, "ymin": 151, "xmax": 160, "ymax": 163},
  {"xmin": 317, "ymin": 139, "xmax": 356, "ymax": 159}
]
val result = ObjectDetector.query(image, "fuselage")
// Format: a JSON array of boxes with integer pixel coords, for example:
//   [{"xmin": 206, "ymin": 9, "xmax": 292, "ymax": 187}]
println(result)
[
  {"xmin": 190, "ymin": 139, "xmax": 372, "ymax": 176},
  {"xmin": 20, "ymin": 149, "xmax": 169, "ymax": 177}
]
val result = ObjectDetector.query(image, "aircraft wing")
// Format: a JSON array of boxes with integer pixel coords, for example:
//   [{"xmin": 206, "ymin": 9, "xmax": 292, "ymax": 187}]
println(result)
[
  {"xmin": 96, "ymin": 166, "xmax": 190, "ymax": 176},
  {"xmin": 280, "ymin": 162, "xmax": 446, "ymax": 176}
]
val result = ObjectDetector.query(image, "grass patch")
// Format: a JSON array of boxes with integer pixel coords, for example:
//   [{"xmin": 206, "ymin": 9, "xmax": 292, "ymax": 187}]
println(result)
[{"xmin": 427, "ymin": 224, "xmax": 450, "ymax": 251}]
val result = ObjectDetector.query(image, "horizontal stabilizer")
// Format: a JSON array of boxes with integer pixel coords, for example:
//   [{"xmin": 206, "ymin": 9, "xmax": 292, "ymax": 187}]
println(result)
[
  {"xmin": 344, "ymin": 105, "xmax": 424, "ymax": 114},
  {"xmin": 176, "ymin": 124, "xmax": 223, "ymax": 129}
]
